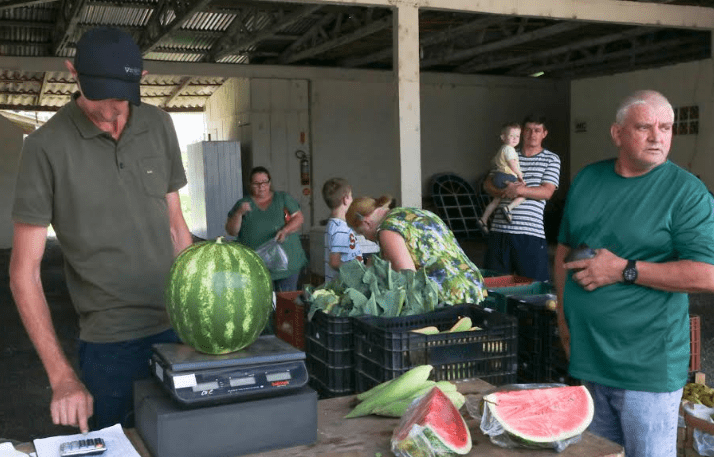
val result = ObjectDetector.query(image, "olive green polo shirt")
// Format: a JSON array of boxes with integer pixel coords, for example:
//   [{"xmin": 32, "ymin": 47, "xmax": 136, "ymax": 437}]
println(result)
[{"xmin": 13, "ymin": 94, "xmax": 187, "ymax": 342}]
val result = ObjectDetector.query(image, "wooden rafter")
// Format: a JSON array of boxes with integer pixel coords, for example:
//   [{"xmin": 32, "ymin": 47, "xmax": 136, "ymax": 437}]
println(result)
[
  {"xmin": 460, "ymin": 26, "xmax": 657, "ymax": 73},
  {"xmin": 161, "ymin": 76, "xmax": 193, "ymax": 108},
  {"xmin": 341, "ymin": 15, "xmax": 508, "ymax": 68},
  {"xmin": 52, "ymin": 0, "xmax": 87, "ymax": 56},
  {"xmin": 139, "ymin": 0, "xmax": 213, "ymax": 53},
  {"xmin": 422, "ymin": 21, "xmax": 583, "ymax": 69},
  {"xmin": 282, "ymin": 13, "xmax": 391, "ymax": 64},
  {"xmin": 209, "ymin": 4, "xmax": 323, "ymax": 62}
]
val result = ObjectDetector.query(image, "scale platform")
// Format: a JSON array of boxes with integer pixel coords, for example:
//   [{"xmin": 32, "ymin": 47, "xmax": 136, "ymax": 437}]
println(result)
[
  {"xmin": 134, "ymin": 378, "xmax": 317, "ymax": 457},
  {"xmin": 150, "ymin": 335, "xmax": 309, "ymax": 407}
]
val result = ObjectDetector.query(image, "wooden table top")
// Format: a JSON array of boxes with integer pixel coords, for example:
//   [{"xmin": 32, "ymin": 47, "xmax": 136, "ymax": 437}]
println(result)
[{"xmin": 6, "ymin": 379, "xmax": 624, "ymax": 457}]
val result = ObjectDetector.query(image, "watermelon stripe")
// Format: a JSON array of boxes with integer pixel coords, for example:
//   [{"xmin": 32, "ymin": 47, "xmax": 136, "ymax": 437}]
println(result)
[{"xmin": 165, "ymin": 239, "xmax": 273, "ymax": 354}]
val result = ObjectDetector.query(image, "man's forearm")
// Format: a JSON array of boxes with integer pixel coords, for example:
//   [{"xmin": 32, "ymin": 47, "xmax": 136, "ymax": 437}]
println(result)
[
  {"xmin": 636, "ymin": 259, "xmax": 714, "ymax": 293},
  {"xmin": 10, "ymin": 274, "xmax": 77, "ymax": 387},
  {"xmin": 513, "ymin": 183, "xmax": 556, "ymax": 201}
]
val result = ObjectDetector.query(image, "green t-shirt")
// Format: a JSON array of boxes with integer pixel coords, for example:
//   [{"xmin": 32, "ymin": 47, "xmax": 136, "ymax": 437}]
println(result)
[
  {"xmin": 558, "ymin": 159, "xmax": 714, "ymax": 392},
  {"xmin": 12, "ymin": 95, "xmax": 187, "ymax": 343},
  {"xmin": 380, "ymin": 207, "xmax": 486, "ymax": 305},
  {"xmin": 228, "ymin": 191, "xmax": 307, "ymax": 280}
]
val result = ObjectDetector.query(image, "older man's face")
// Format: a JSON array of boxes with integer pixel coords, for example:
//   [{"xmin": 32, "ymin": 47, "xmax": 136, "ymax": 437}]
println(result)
[{"xmin": 611, "ymin": 102, "xmax": 673, "ymax": 172}]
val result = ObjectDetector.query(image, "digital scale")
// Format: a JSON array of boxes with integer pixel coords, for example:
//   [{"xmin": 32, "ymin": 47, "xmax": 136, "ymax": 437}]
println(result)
[
  {"xmin": 137, "ymin": 335, "xmax": 317, "ymax": 457},
  {"xmin": 149, "ymin": 335, "xmax": 309, "ymax": 406}
]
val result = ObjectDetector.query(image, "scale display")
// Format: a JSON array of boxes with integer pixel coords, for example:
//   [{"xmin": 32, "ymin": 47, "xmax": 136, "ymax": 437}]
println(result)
[{"xmin": 150, "ymin": 335, "xmax": 308, "ymax": 406}]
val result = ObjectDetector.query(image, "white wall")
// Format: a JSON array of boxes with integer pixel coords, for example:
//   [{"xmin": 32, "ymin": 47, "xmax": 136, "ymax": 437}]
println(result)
[
  {"xmin": 203, "ymin": 72, "xmax": 570, "ymax": 226},
  {"xmin": 571, "ymin": 59, "xmax": 714, "ymax": 185},
  {"xmin": 0, "ymin": 115, "xmax": 25, "ymax": 248},
  {"xmin": 310, "ymin": 75, "xmax": 570, "ymax": 222}
]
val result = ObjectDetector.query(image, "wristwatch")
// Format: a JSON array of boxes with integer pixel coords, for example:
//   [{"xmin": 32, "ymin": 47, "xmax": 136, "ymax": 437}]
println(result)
[{"xmin": 623, "ymin": 260, "xmax": 638, "ymax": 285}]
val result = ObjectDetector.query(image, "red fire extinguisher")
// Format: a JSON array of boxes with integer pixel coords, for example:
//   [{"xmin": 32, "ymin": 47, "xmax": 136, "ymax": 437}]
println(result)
[{"xmin": 295, "ymin": 150, "xmax": 309, "ymax": 186}]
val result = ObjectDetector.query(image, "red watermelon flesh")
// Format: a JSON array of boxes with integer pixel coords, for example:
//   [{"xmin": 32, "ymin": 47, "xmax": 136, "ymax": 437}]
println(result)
[
  {"xmin": 484, "ymin": 385, "xmax": 594, "ymax": 443},
  {"xmin": 392, "ymin": 387, "xmax": 472, "ymax": 456}
]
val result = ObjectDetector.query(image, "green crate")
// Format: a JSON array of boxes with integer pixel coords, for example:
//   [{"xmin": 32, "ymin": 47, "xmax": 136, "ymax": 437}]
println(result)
[
  {"xmin": 481, "ymin": 291, "xmax": 507, "ymax": 313},
  {"xmin": 489, "ymin": 281, "xmax": 554, "ymax": 297}
]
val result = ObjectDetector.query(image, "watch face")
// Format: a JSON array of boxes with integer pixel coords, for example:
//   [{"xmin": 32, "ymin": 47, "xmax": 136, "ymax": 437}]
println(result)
[{"xmin": 624, "ymin": 269, "xmax": 637, "ymax": 282}]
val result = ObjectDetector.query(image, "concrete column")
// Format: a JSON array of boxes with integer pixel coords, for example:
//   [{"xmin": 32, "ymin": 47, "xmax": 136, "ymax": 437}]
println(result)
[{"xmin": 393, "ymin": 3, "xmax": 422, "ymax": 208}]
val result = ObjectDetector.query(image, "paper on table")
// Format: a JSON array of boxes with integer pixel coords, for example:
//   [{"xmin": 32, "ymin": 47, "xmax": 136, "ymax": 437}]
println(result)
[
  {"xmin": 0, "ymin": 442, "xmax": 30, "ymax": 457},
  {"xmin": 32, "ymin": 424, "xmax": 139, "ymax": 457}
]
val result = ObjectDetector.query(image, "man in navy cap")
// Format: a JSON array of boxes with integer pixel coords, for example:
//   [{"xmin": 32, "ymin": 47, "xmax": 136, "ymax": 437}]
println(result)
[{"xmin": 10, "ymin": 27, "xmax": 193, "ymax": 432}]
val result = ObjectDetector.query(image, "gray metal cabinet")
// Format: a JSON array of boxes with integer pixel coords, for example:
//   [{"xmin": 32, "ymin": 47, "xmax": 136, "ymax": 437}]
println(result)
[{"xmin": 186, "ymin": 141, "xmax": 243, "ymax": 240}]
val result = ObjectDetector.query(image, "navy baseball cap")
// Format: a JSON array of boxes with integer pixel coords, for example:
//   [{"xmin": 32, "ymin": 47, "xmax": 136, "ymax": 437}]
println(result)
[{"xmin": 74, "ymin": 27, "xmax": 143, "ymax": 105}]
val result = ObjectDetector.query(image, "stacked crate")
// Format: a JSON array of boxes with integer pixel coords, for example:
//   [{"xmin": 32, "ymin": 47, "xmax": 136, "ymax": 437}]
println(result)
[
  {"xmin": 304, "ymin": 311, "xmax": 354, "ymax": 398},
  {"xmin": 353, "ymin": 304, "xmax": 518, "ymax": 392}
]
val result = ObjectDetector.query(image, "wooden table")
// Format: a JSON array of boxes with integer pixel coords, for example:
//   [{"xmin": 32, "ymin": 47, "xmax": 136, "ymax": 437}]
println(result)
[{"xmin": 7, "ymin": 379, "xmax": 625, "ymax": 457}]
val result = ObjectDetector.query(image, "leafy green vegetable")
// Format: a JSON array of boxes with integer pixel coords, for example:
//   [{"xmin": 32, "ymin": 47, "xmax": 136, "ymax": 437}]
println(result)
[{"xmin": 304, "ymin": 256, "xmax": 442, "ymax": 319}]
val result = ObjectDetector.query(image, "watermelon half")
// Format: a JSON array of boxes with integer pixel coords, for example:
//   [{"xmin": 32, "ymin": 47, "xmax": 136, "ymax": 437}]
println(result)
[
  {"xmin": 165, "ymin": 237, "xmax": 273, "ymax": 354},
  {"xmin": 391, "ymin": 387, "xmax": 472, "ymax": 456},
  {"xmin": 483, "ymin": 385, "xmax": 594, "ymax": 444}
]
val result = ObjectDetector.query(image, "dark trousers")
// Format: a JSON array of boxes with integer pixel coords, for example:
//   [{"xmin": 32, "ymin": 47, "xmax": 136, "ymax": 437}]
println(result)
[
  {"xmin": 78, "ymin": 328, "xmax": 181, "ymax": 430},
  {"xmin": 483, "ymin": 231, "xmax": 550, "ymax": 282}
]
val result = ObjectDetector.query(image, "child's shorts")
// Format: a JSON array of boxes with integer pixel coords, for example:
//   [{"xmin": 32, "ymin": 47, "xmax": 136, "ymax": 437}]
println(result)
[{"xmin": 492, "ymin": 171, "xmax": 518, "ymax": 189}]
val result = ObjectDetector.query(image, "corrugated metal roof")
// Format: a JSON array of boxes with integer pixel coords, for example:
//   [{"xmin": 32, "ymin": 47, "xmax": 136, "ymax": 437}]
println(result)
[{"xmin": 0, "ymin": 0, "xmax": 711, "ymax": 111}]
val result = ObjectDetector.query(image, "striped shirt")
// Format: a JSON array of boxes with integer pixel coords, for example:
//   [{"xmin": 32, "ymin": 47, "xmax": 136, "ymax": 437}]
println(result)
[{"xmin": 490, "ymin": 148, "xmax": 560, "ymax": 239}]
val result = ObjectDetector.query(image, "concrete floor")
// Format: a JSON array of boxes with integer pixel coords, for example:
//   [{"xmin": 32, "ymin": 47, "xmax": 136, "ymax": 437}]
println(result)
[{"xmin": 1, "ymin": 237, "xmax": 713, "ymax": 443}]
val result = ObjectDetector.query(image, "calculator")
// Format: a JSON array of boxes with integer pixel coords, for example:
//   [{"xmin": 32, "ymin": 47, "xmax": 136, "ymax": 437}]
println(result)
[{"xmin": 59, "ymin": 437, "xmax": 107, "ymax": 456}]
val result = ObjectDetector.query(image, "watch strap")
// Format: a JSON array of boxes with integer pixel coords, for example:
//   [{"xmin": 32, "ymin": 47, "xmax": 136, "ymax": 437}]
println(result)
[{"xmin": 623, "ymin": 259, "xmax": 637, "ymax": 285}]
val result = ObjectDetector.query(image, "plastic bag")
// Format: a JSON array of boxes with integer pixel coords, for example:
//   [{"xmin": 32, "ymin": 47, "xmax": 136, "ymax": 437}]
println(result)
[
  {"xmin": 682, "ymin": 401, "xmax": 714, "ymax": 456},
  {"xmin": 466, "ymin": 383, "xmax": 583, "ymax": 453},
  {"xmin": 255, "ymin": 239, "xmax": 289, "ymax": 272},
  {"xmin": 391, "ymin": 392, "xmax": 467, "ymax": 457}
]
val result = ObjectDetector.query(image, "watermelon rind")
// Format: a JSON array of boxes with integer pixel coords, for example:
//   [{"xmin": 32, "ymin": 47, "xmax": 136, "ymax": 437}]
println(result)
[
  {"xmin": 483, "ymin": 385, "xmax": 594, "ymax": 444},
  {"xmin": 165, "ymin": 237, "xmax": 273, "ymax": 355},
  {"xmin": 391, "ymin": 387, "xmax": 472, "ymax": 457}
]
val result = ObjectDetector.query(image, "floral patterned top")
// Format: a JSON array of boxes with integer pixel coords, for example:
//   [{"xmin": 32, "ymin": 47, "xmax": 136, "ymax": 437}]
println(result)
[{"xmin": 379, "ymin": 207, "xmax": 486, "ymax": 305}]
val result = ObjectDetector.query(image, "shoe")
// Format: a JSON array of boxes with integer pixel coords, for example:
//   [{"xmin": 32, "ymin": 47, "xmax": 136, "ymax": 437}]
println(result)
[
  {"xmin": 500, "ymin": 207, "xmax": 513, "ymax": 224},
  {"xmin": 477, "ymin": 219, "xmax": 489, "ymax": 236}
]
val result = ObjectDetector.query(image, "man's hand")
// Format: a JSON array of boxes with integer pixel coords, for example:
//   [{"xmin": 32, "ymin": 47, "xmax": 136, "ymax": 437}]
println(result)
[
  {"xmin": 502, "ymin": 181, "xmax": 525, "ymax": 199},
  {"xmin": 51, "ymin": 376, "xmax": 94, "ymax": 434},
  {"xmin": 565, "ymin": 248, "xmax": 627, "ymax": 291}
]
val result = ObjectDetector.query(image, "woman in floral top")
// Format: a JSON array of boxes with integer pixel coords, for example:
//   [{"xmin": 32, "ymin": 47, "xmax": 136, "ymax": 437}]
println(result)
[{"xmin": 346, "ymin": 195, "xmax": 486, "ymax": 305}]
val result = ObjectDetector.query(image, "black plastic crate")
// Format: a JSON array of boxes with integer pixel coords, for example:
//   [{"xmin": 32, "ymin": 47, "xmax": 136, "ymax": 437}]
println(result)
[
  {"xmin": 305, "ymin": 354, "xmax": 354, "ymax": 396},
  {"xmin": 304, "ymin": 310, "xmax": 355, "ymax": 396},
  {"xmin": 308, "ymin": 376, "xmax": 353, "ymax": 400},
  {"xmin": 305, "ymin": 310, "xmax": 353, "ymax": 351},
  {"xmin": 305, "ymin": 334, "xmax": 352, "ymax": 366},
  {"xmin": 508, "ymin": 293, "xmax": 580, "ymax": 385},
  {"xmin": 353, "ymin": 304, "xmax": 517, "ymax": 391}
]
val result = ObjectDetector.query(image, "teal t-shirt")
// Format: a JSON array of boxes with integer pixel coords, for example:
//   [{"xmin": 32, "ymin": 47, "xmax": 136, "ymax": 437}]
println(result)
[
  {"xmin": 228, "ymin": 191, "xmax": 307, "ymax": 281},
  {"xmin": 558, "ymin": 159, "xmax": 714, "ymax": 392},
  {"xmin": 380, "ymin": 207, "xmax": 486, "ymax": 305}
]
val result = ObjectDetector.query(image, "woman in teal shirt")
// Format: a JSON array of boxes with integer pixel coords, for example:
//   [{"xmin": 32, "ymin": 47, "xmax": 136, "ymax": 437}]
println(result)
[
  {"xmin": 346, "ymin": 195, "xmax": 486, "ymax": 305},
  {"xmin": 226, "ymin": 166, "xmax": 308, "ymax": 292}
]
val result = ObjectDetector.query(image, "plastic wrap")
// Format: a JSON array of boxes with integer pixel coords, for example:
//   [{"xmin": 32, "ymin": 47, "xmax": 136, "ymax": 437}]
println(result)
[
  {"xmin": 391, "ymin": 390, "xmax": 471, "ymax": 457},
  {"xmin": 255, "ymin": 239, "xmax": 289, "ymax": 272},
  {"xmin": 682, "ymin": 401, "xmax": 714, "ymax": 456},
  {"xmin": 465, "ymin": 383, "xmax": 583, "ymax": 453}
]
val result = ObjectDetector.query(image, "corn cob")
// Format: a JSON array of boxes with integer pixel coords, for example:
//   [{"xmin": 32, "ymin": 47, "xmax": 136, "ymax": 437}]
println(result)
[
  {"xmin": 345, "ymin": 365, "xmax": 433, "ymax": 418},
  {"xmin": 448, "ymin": 316, "xmax": 472, "ymax": 333}
]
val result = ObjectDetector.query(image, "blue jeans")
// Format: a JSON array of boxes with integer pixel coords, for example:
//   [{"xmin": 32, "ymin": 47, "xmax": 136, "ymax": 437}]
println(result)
[
  {"xmin": 584, "ymin": 381, "xmax": 682, "ymax": 457},
  {"xmin": 78, "ymin": 329, "xmax": 181, "ymax": 430},
  {"xmin": 273, "ymin": 272, "xmax": 300, "ymax": 292},
  {"xmin": 483, "ymin": 232, "xmax": 550, "ymax": 281}
]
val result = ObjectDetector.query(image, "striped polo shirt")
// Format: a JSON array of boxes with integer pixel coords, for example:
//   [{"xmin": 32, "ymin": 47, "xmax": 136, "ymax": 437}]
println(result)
[{"xmin": 490, "ymin": 148, "xmax": 561, "ymax": 239}]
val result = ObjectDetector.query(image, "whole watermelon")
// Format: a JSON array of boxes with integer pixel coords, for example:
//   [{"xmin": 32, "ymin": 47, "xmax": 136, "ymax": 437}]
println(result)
[{"xmin": 165, "ymin": 237, "xmax": 273, "ymax": 354}]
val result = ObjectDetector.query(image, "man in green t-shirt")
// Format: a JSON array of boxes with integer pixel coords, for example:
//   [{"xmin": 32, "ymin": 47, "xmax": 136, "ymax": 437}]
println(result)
[
  {"xmin": 10, "ymin": 27, "xmax": 193, "ymax": 433},
  {"xmin": 555, "ymin": 90, "xmax": 714, "ymax": 457}
]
